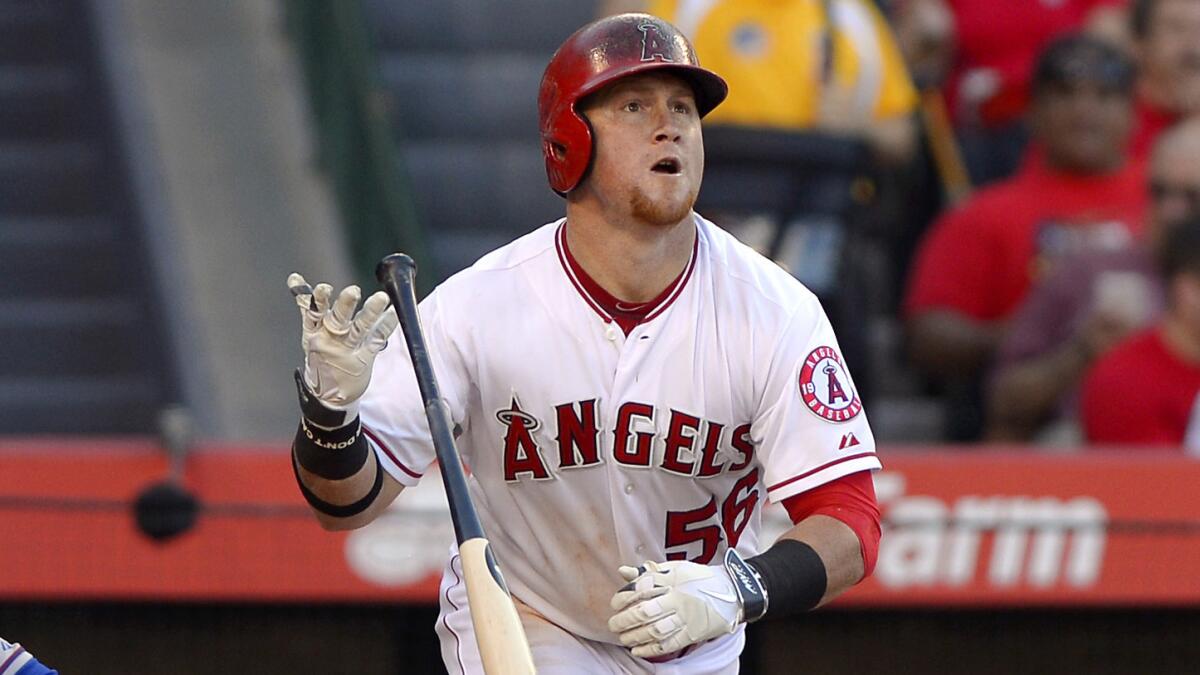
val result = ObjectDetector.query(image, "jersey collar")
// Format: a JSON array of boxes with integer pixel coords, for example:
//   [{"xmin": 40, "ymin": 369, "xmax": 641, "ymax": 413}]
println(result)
[{"xmin": 554, "ymin": 220, "xmax": 699, "ymax": 331}]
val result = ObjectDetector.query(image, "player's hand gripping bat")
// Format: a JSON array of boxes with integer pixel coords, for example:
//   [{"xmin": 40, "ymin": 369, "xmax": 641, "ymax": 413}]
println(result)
[{"xmin": 376, "ymin": 253, "xmax": 537, "ymax": 675}]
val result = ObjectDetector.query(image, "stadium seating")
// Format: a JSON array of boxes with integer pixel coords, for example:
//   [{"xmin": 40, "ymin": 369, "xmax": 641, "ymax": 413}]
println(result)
[
  {"xmin": 0, "ymin": 1, "xmax": 170, "ymax": 433},
  {"xmin": 363, "ymin": 0, "xmax": 594, "ymax": 280}
]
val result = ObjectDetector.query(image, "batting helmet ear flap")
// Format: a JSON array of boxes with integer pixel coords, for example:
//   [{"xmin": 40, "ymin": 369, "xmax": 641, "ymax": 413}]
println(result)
[
  {"xmin": 541, "ymin": 84, "xmax": 596, "ymax": 196},
  {"xmin": 573, "ymin": 112, "xmax": 600, "ymax": 196}
]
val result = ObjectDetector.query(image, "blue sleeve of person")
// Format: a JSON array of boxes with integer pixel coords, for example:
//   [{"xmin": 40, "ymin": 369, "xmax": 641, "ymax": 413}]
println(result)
[
  {"xmin": 0, "ymin": 639, "xmax": 58, "ymax": 675},
  {"xmin": 17, "ymin": 658, "xmax": 58, "ymax": 675}
]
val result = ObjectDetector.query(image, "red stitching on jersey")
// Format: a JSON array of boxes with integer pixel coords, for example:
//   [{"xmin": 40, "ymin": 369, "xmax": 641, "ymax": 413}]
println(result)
[
  {"xmin": 766, "ymin": 452, "xmax": 877, "ymax": 493},
  {"xmin": 362, "ymin": 424, "xmax": 422, "ymax": 479},
  {"xmin": 555, "ymin": 223, "xmax": 613, "ymax": 322}
]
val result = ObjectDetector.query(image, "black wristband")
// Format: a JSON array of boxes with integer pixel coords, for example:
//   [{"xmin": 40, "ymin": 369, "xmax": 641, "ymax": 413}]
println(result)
[
  {"xmin": 746, "ymin": 539, "xmax": 827, "ymax": 617},
  {"xmin": 294, "ymin": 368, "xmax": 351, "ymax": 429},
  {"xmin": 292, "ymin": 451, "xmax": 384, "ymax": 519},
  {"xmin": 293, "ymin": 416, "xmax": 369, "ymax": 480}
]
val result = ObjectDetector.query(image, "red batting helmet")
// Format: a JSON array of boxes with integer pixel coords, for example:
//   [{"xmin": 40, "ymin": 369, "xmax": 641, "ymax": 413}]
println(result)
[{"xmin": 538, "ymin": 13, "xmax": 728, "ymax": 196}]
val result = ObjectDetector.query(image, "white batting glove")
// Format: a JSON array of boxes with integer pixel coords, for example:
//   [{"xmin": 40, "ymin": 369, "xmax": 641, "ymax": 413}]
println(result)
[
  {"xmin": 608, "ymin": 558, "xmax": 745, "ymax": 659},
  {"xmin": 287, "ymin": 273, "xmax": 398, "ymax": 420}
]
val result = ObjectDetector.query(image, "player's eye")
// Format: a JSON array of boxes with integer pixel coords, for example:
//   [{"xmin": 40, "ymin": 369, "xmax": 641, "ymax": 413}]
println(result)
[
  {"xmin": 623, "ymin": 101, "xmax": 642, "ymax": 113},
  {"xmin": 673, "ymin": 101, "xmax": 695, "ymax": 115}
]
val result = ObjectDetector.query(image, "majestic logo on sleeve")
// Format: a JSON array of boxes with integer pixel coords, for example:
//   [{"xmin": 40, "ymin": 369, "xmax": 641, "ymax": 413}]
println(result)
[{"xmin": 798, "ymin": 346, "xmax": 862, "ymax": 422}]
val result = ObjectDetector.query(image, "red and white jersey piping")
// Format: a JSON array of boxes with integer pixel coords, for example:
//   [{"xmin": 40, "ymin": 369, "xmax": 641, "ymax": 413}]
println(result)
[{"xmin": 553, "ymin": 220, "xmax": 698, "ymax": 326}]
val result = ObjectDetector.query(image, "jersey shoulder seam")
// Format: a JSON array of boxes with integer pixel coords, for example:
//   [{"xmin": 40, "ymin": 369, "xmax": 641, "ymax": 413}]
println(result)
[
  {"xmin": 702, "ymin": 225, "xmax": 817, "ymax": 316},
  {"xmin": 465, "ymin": 221, "xmax": 562, "ymax": 273},
  {"xmin": 434, "ymin": 222, "xmax": 561, "ymax": 302}
]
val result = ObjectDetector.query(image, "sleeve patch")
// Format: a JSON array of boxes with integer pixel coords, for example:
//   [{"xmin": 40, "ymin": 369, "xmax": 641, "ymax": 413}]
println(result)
[{"xmin": 798, "ymin": 346, "xmax": 862, "ymax": 422}]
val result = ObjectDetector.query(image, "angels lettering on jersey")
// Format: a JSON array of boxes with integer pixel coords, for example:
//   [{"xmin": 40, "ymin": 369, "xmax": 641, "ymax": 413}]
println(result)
[
  {"xmin": 497, "ymin": 395, "xmax": 754, "ymax": 483},
  {"xmin": 496, "ymin": 343, "xmax": 863, "ymax": 485}
]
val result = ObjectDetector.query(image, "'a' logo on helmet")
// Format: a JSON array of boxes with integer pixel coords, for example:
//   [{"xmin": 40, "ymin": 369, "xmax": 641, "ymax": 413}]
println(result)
[{"xmin": 638, "ymin": 22, "xmax": 673, "ymax": 62}]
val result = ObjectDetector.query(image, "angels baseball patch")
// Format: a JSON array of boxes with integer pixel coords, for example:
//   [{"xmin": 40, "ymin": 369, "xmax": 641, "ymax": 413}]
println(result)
[{"xmin": 798, "ymin": 346, "xmax": 862, "ymax": 422}]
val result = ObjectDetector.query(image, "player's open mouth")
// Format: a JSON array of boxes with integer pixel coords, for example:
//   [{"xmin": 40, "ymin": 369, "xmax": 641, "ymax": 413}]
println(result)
[{"xmin": 651, "ymin": 157, "xmax": 682, "ymax": 175}]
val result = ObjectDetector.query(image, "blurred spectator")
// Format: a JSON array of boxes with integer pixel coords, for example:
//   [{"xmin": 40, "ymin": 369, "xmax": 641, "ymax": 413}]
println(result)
[
  {"xmin": 891, "ymin": 0, "xmax": 957, "ymax": 89},
  {"xmin": 886, "ymin": 0, "xmax": 967, "ymax": 306},
  {"xmin": 1080, "ymin": 216, "xmax": 1200, "ymax": 450},
  {"xmin": 890, "ymin": 0, "xmax": 964, "ymax": 202},
  {"xmin": 603, "ymin": 0, "xmax": 920, "ymax": 163},
  {"xmin": 945, "ymin": 0, "xmax": 1129, "ymax": 184},
  {"xmin": 1129, "ymin": 0, "xmax": 1200, "ymax": 159},
  {"xmin": 988, "ymin": 118, "xmax": 1200, "ymax": 442},
  {"xmin": 0, "ymin": 638, "xmax": 57, "ymax": 675},
  {"xmin": 904, "ymin": 35, "xmax": 1143, "ymax": 439}
]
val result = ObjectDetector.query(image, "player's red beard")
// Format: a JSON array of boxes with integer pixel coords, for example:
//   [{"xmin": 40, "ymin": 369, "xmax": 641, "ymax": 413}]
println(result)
[{"xmin": 629, "ymin": 184, "xmax": 697, "ymax": 227}]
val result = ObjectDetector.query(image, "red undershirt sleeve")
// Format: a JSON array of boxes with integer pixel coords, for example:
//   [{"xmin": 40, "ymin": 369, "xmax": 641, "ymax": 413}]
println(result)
[{"xmin": 780, "ymin": 470, "xmax": 881, "ymax": 579}]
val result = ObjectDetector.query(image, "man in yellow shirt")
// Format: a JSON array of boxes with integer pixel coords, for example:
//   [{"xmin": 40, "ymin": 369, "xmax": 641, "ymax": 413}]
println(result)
[{"xmin": 602, "ymin": 0, "xmax": 919, "ymax": 162}]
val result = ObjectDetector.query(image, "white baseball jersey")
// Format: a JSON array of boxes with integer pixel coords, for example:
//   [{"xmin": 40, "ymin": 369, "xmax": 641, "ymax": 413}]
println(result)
[{"xmin": 359, "ymin": 213, "xmax": 880, "ymax": 644}]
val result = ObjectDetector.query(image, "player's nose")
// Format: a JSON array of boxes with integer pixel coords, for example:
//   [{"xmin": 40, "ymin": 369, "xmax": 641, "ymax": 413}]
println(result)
[{"xmin": 652, "ymin": 110, "xmax": 682, "ymax": 144}]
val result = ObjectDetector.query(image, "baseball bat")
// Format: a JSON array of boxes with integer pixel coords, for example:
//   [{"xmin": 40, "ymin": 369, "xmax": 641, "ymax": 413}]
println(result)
[
  {"xmin": 918, "ymin": 88, "xmax": 972, "ymax": 205},
  {"xmin": 376, "ymin": 253, "xmax": 536, "ymax": 675}
]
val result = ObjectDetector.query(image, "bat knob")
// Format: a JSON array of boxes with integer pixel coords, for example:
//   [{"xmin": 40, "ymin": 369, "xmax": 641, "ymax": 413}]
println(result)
[{"xmin": 376, "ymin": 253, "xmax": 417, "ymax": 285}]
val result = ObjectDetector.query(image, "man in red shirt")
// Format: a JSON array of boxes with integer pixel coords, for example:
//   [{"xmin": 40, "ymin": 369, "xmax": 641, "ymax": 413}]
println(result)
[
  {"xmin": 986, "ymin": 118, "xmax": 1200, "ymax": 442},
  {"xmin": 1129, "ymin": 0, "xmax": 1200, "ymax": 160},
  {"xmin": 946, "ymin": 0, "xmax": 1126, "ymax": 129},
  {"xmin": 942, "ymin": 0, "xmax": 1127, "ymax": 183},
  {"xmin": 904, "ymin": 35, "xmax": 1143, "ymax": 438},
  {"xmin": 1081, "ymin": 218, "xmax": 1200, "ymax": 448}
]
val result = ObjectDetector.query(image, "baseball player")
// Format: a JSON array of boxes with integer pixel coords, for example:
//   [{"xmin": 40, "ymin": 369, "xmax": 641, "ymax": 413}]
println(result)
[
  {"xmin": 288, "ymin": 13, "xmax": 881, "ymax": 674},
  {"xmin": 0, "ymin": 638, "xmax": 58, "ymax": 675}
]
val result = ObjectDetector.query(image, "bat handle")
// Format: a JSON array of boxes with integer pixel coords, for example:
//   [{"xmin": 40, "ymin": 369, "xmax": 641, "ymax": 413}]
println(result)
[
  {"xmin": 460, "ymin": 538, "xmax": 537, "ymax": 674},
  {"xmin": 376, "ymin": 252, "xmax": 444, "ymax": 407}
]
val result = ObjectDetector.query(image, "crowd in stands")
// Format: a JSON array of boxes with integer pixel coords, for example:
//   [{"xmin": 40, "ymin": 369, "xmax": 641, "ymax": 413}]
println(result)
[{"xmin": 601, "ymin": 0, "xmax": 1200, "ymax": 450}]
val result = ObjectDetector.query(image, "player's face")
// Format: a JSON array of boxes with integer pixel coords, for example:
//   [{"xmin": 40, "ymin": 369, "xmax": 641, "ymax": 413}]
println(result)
[{"xmin": 578, "ymin": 72, "xmax": 704, "ymax": 227}]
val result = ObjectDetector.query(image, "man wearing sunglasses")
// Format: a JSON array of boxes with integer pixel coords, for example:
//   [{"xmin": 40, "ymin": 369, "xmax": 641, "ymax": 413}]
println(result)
[{"xmin": 988, "ymin": 118, "xmax": 1200, "ymax": 442}]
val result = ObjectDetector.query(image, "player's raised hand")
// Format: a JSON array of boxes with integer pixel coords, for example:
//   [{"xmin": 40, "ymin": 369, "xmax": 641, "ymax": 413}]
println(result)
[
  {"xmin": 607, "ymin": 558, "xmax": 744, "ymax": 658},
  {"xmin": 287, "ymin": 273, "xmax": 398, "ymax": 415}
]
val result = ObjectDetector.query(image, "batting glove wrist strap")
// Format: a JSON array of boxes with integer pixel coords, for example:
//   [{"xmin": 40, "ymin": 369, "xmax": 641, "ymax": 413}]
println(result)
[
  {"xmin": 292, "ymin": 415, "xmax": 369, "ymax": 481},
  {"xmin": 722, "ymin": 548, "xmax": 768, "ymax": 623},
  {"xmin": 608, "ymin": 559, "xmax": 743, "ymax": 659},
  {"xmin": 746, "ymin": 539, "xmax": 827, "ymax": 617},
  {"xmin": 294, "ymin": 368, "xmax": 354, "ymax": 429}
]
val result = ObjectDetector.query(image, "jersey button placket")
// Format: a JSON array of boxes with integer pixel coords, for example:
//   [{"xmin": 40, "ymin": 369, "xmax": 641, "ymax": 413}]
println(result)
[{"xmin": 606, "ymin": 320, "xmax": 647, "ymax": 564}]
